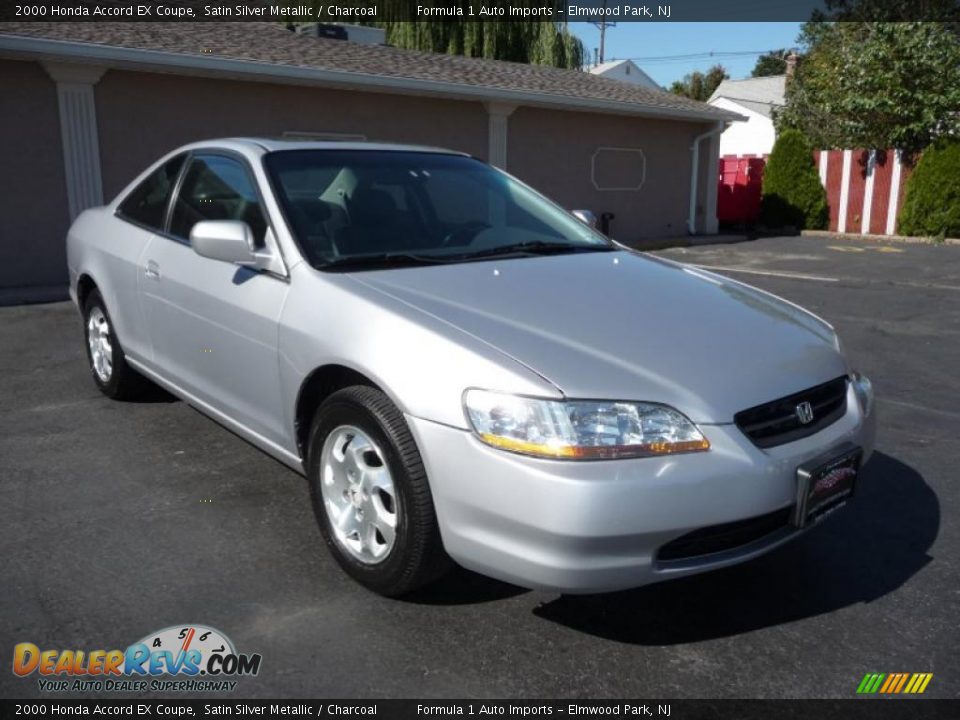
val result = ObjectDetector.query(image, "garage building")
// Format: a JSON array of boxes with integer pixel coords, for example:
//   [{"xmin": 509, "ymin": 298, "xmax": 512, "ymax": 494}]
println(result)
[{"xmin": 0, "ymin": 22, "xmax": 741, "ymax": 303}]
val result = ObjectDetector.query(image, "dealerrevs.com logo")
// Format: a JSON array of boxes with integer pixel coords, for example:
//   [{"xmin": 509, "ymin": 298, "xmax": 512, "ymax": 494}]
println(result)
[{"xmin": 13, "ymin": 625, "xmax": 261, "ymax": 693}]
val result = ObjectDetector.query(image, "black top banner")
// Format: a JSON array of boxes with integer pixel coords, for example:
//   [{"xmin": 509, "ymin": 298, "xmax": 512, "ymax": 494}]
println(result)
[
  {"xmin": 1, "ymin": 700, "xmax": 959, "ymax": 720},
  {"xmin": 4, "ymin": 0, "xmax": 960, "ymax": 23}
]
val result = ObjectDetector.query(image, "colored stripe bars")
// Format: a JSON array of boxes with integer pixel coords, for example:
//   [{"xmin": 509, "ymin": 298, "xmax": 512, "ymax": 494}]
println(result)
[
  {"xmin": 857, "ymin": 672, "xmax": 933, "ymax": 694},
  {"xmin": 814, "ymin": 149, "xmax": 913, "ymax": 236}
]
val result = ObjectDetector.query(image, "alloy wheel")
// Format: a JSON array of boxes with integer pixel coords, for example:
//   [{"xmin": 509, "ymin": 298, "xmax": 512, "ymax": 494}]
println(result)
[
  {"xmin": 87, "ymin": 306, "xmax": 113, "ymax": 383},
  {"xmin": 319, "ymin": 425, "xmax": 398, "ymax": 564}
]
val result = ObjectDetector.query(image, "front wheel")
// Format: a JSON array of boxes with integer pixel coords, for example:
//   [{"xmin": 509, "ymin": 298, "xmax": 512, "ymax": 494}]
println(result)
[{"xmin": 306, "ymin": 386, "xmax": 449, "ymax": 596}]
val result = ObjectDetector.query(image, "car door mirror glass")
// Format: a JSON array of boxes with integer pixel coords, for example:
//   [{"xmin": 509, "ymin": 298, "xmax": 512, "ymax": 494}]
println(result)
[{"xmin": 190, "ymin": 220, "xmax": 259, "ymax": 266}]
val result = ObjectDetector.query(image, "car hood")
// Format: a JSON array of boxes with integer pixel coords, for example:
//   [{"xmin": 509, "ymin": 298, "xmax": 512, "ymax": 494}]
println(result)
[{"xmin": 349, "ymin": 250, "xmax": 847, "ymax": 423}]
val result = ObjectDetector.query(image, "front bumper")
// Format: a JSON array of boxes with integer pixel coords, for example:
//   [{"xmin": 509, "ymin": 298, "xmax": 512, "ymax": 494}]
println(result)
[{"xmin": 407, "ymin": 383, "xmax": 876, "ymax": 593}]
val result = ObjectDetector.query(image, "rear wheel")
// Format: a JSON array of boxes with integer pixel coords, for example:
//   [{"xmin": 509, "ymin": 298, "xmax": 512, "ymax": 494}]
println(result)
[
  {"xmin": 307, "ymin": 385, "xmax": 450, "ymax": 596},
  {"xmin": 82, "ymin": 289, "xmax": 150, "ymax": 400}
]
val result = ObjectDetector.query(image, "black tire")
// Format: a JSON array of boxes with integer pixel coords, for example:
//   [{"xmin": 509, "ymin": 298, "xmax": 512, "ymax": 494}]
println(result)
[
  {"xmin": 306, "ymin": 385, "xmax": 450, "ymax": 596},
  {"xmin": 82, "ymin": 288, "xmax": 150, "ymax": 400}
]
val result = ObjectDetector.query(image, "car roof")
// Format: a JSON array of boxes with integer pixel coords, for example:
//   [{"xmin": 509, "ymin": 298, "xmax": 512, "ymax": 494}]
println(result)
[{"xmin": 204, "ymin": 137, "xmax": 469, "ymax": 156}]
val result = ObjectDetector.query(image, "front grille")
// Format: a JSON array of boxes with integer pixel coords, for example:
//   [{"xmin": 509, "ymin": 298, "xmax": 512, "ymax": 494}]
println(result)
[
  {"xmin": 734, "ymin": 376, "xmax": 848, "ymax": 448},
  {"xmin": 657, "ymin": 507, "xmax": 792, "ymax": 562}
]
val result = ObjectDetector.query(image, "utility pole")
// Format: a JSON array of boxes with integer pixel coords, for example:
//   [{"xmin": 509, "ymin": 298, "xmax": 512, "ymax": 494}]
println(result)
[
  {"xmin": 599, "ymin": 20, "xmax": 606, "ymax": 64},
  {"xmin": 590, "ymin": 0, "xmax": 616, "ymax": 65}
]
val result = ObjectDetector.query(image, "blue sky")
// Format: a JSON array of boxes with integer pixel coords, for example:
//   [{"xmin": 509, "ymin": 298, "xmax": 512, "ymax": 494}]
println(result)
[{"xmin": 570, "ymin": 22, "xmax": 805, "ymax": 86}]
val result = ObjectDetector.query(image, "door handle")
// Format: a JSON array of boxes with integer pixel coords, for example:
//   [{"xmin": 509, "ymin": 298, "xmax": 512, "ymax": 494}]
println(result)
[{"xmin": 144, "ymin": 260, "xmax": 161, "ymax": 280}]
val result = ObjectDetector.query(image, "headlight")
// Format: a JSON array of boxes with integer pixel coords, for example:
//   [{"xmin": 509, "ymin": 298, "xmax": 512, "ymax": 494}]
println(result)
[
  {"xmin": 463, "ymin": 389, "xmax": 710, "ymax": 460},
  {"xmin": 851, "ymin": 372, "xmax": 874, "ymax": 417}
]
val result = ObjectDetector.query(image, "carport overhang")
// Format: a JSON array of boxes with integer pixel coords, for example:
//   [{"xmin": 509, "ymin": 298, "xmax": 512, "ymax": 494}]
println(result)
[
  {"xmin": 0, "ymin": 33, "xmax": 745, "ymax": 240},
  {"xmin": 0, "ymin": 34, "xmax": 746, "ymax": 125}
]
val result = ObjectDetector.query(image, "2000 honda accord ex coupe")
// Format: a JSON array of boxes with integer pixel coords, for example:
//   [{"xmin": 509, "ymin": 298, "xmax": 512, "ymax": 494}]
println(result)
[{"xmin": 68, "ymin": 139, "xmax": 875, "ymax": 596}]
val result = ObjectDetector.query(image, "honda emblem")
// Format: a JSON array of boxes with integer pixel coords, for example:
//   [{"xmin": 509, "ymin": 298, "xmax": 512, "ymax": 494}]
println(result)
[{"xmin": 796, "ymin": 401, "xmax": 815, "ymax": 425}]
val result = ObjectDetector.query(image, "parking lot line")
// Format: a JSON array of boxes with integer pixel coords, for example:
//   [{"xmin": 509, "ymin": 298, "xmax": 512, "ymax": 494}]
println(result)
[
  {"xmin": 881, "ymin": 397, "xmax": 960, "ymax": 420},
  {"xmin": 692, "ymin": 264, "xmax": 841, "ymax": 283}
]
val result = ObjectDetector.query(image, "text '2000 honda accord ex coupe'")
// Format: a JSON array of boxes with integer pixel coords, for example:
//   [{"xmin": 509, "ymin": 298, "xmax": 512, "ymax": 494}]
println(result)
[{"xmin": 68, "ymin": 139, "xmax": 875, "ymax": 596}]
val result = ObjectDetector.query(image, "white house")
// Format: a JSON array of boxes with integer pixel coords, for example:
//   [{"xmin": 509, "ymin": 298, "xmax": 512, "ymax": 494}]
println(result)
[
  {"xmin": 589, "ymin": 59, "xmax": 661, "ymax": 90},
  {"xmin": 708, "ymin": 75, "xmax": 785, "ymax": 156}
]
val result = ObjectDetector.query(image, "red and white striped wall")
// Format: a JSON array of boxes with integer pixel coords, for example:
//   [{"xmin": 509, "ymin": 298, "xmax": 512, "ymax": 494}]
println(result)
[{"xmin": 815, "ymin": 149, "xmax": 912, "ymax": 235}]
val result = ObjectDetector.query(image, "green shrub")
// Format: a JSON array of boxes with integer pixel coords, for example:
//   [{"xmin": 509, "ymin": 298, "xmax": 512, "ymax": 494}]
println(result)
[
  {"xmin": 898, "ymin": 140, "xmax": 960, "ymax": 238},
  {"xmin": 760, "ymin": 129, "xmax": 829, "ymax": 230}
]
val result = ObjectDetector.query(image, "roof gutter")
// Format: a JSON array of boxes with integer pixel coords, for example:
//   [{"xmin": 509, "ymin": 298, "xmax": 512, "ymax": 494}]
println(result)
[
  {"xmin": 0, "ymin": 34, "xmax": 746, "ymax": 124},
  {"xmin": 687, "ymin": 121, "xmax": 725, "ymax": 235}
]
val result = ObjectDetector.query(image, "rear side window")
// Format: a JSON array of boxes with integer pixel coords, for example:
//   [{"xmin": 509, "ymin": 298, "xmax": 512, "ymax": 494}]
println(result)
[
  {"xmin": 117, "ymin": 154, "xmax": 186, "ymax": 230},
  {"xmin": 170, "ymin": 155, "xmax": 268, "ymax": 247}
]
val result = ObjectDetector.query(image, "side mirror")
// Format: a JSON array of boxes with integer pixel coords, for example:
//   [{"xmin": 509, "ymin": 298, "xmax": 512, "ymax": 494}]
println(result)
[
  {"xmin": 190, "ymin": 220, "xmax": 258, "ymax": 266},
  {"xmin": 571, "ymin": 209, "xmax": 597, "ymax": 228}
]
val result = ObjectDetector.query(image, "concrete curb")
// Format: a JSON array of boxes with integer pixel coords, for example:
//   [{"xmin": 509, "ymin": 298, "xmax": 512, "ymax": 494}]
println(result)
[
  {"xmin": 801, "ymin": 230, "xmax": 960, "ymax": 246},
  {"xmin": 621, "ymin": 234, "xmax": 751, "ymax": 251}
]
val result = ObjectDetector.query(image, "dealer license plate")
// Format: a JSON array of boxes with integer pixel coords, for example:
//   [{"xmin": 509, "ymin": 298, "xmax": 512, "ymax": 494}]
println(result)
[{"xmin": 793, "ymin": 445, "xmax": 861, "ymax": 528}]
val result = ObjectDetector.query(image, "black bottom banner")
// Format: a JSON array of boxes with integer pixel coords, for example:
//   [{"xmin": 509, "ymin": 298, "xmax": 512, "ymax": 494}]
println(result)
[{"xmin": 2, "ymin": 700, "xmax": 958, "ymax": 720}]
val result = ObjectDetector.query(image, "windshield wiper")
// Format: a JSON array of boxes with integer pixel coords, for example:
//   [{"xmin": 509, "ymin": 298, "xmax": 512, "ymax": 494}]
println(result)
[
  {"xmin": 456, "ymin": 240, "xmax": 614, "ymax": 260},
  {"xmin": 318, "ymin": 252, "xmax": 450, "ymax": 272},
  {"xmin": 318, "ymin": 240, "xmax": 614, "ymax": 271}
]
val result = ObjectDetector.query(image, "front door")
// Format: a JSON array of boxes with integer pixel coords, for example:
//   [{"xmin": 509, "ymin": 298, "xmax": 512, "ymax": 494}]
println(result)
[{"xmin": 139, "ymin": 153, "xmax": 290, "ymax": 449}]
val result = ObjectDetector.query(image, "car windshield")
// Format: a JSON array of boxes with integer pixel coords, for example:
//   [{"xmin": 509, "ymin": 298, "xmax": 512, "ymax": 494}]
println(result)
[{"xmin": 264, "ymin": 150, "xmax": 613, "ymax": 271}]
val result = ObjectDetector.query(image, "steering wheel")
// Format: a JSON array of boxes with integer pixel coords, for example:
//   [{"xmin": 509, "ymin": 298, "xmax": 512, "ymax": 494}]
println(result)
[{"xmin": 440, "ymin": 221, "xmax": 490, "ymax": 248}]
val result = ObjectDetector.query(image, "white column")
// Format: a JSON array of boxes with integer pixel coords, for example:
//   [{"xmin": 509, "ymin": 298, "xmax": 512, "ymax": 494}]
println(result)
[
  {"xmin": 837, "ymin": 149, "xmax": 852, "ymax": 233},
  {"xmin": 861, "ymin": 150, "xmax": 876, "ymax": 235},
  {"xmin": 44, "ymin": 62, "xmax": 107, "ymax": 220},
  {"xmin": 818, "ymin": 149, "xmax": 829, "ymax": 187},
  {"xmin": 484, "ymin": 102, "xmax": 516, "ymax": 170},
  {"xmin": 886, "ymin": 150, "xmax": 903, "ymax": 236},
  {"xmin": 703, "ymin": 130, "xmax": 721, "ymax": 234}
]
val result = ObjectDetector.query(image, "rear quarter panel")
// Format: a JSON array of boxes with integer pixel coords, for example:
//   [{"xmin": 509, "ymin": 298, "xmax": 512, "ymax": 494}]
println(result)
[{"xmin": 67, "ymin": 207, "xmax": 153, "ymax": 363}]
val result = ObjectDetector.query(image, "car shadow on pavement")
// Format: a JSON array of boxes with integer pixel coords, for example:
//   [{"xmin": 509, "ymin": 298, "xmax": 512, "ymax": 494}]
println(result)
[
  {"xmin": 131, "ymin": 384, "xmax": 179, "ymax": 403},
  {"xmin": 403, "ymin": 564, "xmax": 529, "ymax": 605},
  {"xmin": 532, "ymin": 451, "xmax": 938, "ymax": 644}
]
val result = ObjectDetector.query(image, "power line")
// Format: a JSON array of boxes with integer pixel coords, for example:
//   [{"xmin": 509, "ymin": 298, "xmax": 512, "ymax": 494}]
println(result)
[{"xmin": 626, "ymin": 49, "xmax": 780, "ymax": 64}]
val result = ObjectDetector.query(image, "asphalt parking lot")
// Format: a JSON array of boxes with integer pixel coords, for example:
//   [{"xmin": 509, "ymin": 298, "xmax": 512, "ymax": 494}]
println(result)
[{"xmin": 1, "ymin": 235, "xmax": 958, "ymax": 699}]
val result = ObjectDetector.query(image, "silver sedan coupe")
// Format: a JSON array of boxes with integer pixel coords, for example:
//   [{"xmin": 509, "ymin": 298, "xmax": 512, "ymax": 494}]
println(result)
[{"xmin": 68, "ymin": 139, "xmax": 875, "ymax": 596}]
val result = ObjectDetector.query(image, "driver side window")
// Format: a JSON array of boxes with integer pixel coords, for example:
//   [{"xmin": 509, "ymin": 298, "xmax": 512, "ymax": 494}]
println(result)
[{"xmin": 169, "ymin": 154, "xmax": 268, "ymax": 247}]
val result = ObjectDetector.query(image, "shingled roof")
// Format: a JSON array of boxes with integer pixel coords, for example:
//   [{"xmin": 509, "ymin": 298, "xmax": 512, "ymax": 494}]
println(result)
[
  {"xmin": 708, "ymin": 75, "xmax": 786, "ymax": 119},
  {"xmin": 0, "ymin": 22, "xmax": 741, "ymax": 122}
]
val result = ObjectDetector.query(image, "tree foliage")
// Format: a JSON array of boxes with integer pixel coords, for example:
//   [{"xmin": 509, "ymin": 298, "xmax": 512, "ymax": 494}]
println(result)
[
  {"xmin": 813, "ymin": 0, "xmax": 960, "ymax": 27},
  {"xmin": 760, "ymin": 130, "xmax": 829, "ymax": 230},
  {"xmin": 669, "ymin": 65, "xmax": 728, "ymax": 102},
  {"xmin": 376, "ymin": 21, "xmax": 585, "ymax": 69},
  {"xmin": 300, "ymin": 2, "xmax": 586, "ymax": 70},
  {"xmin": 898, "ymin": 140, "xmax": 960, "ymax": 238},
  {"xmin": 751, "ymin": 49, "xmax": 788, "ymax": 77},
  {"xmin": 778, "ymin": 20, "xmax": 960, "ymax": 157}
]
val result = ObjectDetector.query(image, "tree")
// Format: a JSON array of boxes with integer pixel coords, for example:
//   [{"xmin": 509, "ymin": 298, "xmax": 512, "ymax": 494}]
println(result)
[
  {"xmin": 760, "ymin": 130, "xmax": 829, "ymax": 230},
  {"xmin": 751, "ymin": 49, "xmax": 788, "ymax": 77},
  {"xmin": 669, "ymin": 65, "xmax": 728, "ymax": 102},
  {"xmin": 813, "ymin": 0, "xmax": 960, "ymax": 27},
  {"xmin": 778, "ymin": 20, "xmax": 960, "ymax": 157},
  {"xmin": 355, "ymin": 21, "xmax": 584, "ymax": 69},
  {"xmin": 301, "ymin": 2, "xmax": 586, "ymax": 70},
  {"xmin": 898, "ymin": 140, "xmax": 960, "ymax": 238}
]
